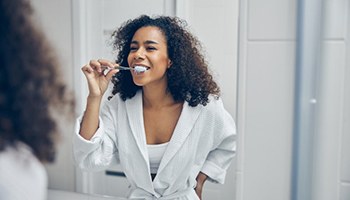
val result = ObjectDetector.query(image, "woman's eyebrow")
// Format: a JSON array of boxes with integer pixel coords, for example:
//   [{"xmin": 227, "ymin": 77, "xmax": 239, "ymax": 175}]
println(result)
[
  {"xmin": 130, "ymin": 40, "xmax": 159, "ymax": 45},
  {"xmin": 144, "ymin": 40, "xmax": 159, "ymax": 44}
]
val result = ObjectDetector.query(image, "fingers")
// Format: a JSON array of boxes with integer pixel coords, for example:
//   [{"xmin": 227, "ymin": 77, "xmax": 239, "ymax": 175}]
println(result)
[
  {"xmin": 81, "ymin": 59, "xmax": 119, "ymax": 76},
  {"xmin": 102, "ymin": 62, "xmax": 120, "ymax": 79},
  {"xmin": 96, "ymin": 59, "xmax": 116, "ymax": 71},
  {"xmin": 105, "ymin": 68, "xmax": 119, "ymax": 81},
  {"xmin": 90, "ymin": 59, "xmax": 103, "ymax": 73},
  {"xmin": 81, "ymin": 64, "xmax": 94, "ymax": 76}
]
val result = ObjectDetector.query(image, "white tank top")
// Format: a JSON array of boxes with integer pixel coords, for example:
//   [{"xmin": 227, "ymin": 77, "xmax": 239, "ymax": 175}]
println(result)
[{"xmin": 147, "ymin": 142, "xmax": 169, "ymax": 174}]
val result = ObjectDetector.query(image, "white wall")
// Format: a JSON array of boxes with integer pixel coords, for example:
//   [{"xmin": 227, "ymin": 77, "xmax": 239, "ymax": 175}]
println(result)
[
  {"xmin": 177, "ymin": 1, "xmax": 239, "ymax": 199},
  {"xmin": 30, "ymin": 0, "xmax": 76, "ymax": 192},
  {"xmin": 237, "ymin": 1, "xmax": 350, "ymax": 200},
  {"xmin": 312, "ymin": 0, "xmax": 350, "ymax": 200},
  {"xmin": 178, "ymin": 0, "xmax": 239, "ymax": 117},
  {"xmin": 236, "ymin": 0, "xmax": 296, "ymax": 199}
]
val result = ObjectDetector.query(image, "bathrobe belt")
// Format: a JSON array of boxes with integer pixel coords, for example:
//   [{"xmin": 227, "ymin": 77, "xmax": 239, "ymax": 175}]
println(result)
[{"xmin": 128, "ymin": 187, "xmax": 199, "ymax": 200}]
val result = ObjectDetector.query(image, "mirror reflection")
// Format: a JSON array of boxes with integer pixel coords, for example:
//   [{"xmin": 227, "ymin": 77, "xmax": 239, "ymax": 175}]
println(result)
[
  {"xmin": 1, "ymin": 0, "xmax": 349, "ymax": 200},
  {"xmin": 75, "ymin": 14, "xmax": 236, "ymax": 200},
  {"xmin": 30, "ymin": 0, "xmax": 239, "ymax": 199}
]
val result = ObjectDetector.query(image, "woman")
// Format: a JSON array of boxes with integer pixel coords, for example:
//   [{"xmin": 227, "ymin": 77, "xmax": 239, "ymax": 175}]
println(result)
[
  {"xmin": 0, "ymin": 0, "xmax": 72, "ymax": 199},
  {"xmin": 74, "ymin": 15, "xmax": 236, "ymax": 199}
]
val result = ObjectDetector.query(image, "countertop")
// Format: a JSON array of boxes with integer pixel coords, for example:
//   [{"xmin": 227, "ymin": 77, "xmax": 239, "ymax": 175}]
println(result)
[{"xmin": 48, "ymin": 189, "xmax": 127, "ymax": 200}]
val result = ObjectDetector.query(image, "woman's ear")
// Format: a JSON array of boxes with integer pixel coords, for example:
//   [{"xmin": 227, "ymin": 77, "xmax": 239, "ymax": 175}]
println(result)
[{"xmin": 167, "ymin": 60, "xmax": 172, "ymax": 68}]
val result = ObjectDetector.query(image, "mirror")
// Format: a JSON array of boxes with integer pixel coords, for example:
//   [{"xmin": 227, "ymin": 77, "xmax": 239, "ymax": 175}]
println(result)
[
  {"xmin": 31, "ymin": 0, "xmax": 239, "ymax": 199},
  {"xmin": 70, "ymin": 0, "xmax": 239, "ymax": 199},
  {"xmin": 28, "ymin": 0, "xmax": 349, "ymax": 200}
]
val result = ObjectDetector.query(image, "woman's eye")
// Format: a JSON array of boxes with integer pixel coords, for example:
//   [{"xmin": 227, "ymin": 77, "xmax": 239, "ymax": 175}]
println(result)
[
  {"xmin": 130, "ymin": 47, "xmax": 138, "ymax": 51},
  {"xmin": 147, "ymin": 47, "xmax": 157, "ymax": 51}
]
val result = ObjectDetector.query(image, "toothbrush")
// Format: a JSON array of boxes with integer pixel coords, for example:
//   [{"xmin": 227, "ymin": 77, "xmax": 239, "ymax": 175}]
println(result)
[
  {"xmin": 114, "ymin": 66, "xmax": 133, "ymax": 71},
  {"xmin": 104, "ymin": 65, "xmax": 148, "ymax": 73}
]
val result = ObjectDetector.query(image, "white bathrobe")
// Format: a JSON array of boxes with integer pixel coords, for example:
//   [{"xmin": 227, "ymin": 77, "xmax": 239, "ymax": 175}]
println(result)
[
  {"xmin": 73, "ymin": 91, "xmax": 236, "ymax": 199},
  {"xmin": 0, "ymin": 143, "xmax": 47, "ymax": 200}
]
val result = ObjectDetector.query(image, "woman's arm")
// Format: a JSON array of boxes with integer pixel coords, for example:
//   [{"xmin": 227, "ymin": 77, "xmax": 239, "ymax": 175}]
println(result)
[
  {"xmin": 79, "ymin": 96, "xmax": 102, "ymax": 140},
  {"xmin": 73, "ymin": 96, "xmax": 120, "ymax": 170},
  {"xmin": 79, "ymin": 59, "xmax": 118, "ymax": 140},
  {"xmin": 195, "ymin": 172, "xmax": 208, "ymax": 199}
]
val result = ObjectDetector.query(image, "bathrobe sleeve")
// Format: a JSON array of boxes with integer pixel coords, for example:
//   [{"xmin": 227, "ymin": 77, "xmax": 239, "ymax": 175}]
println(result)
[
  {"xmin": 73, "ymin": 97, "xmax": 120, "ymax": 171},
  {"xmin": 200, "ymin": 99, "xmax": 236, "ymax": 184}
]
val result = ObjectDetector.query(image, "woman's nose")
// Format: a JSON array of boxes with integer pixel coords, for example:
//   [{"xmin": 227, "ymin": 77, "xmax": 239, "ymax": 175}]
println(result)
[
  {"xmin": 135, "ymin": 54, "xmax": 144, "ymax": 60},
  {"xmin": 134, "ymin": 49, "xmax": 145, "ymax": 60}
]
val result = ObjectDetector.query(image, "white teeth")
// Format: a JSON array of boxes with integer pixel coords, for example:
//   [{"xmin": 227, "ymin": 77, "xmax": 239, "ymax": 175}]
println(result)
[{"xmin": 134, "ymin": 66, "xmax": 148, "ymax": 74}]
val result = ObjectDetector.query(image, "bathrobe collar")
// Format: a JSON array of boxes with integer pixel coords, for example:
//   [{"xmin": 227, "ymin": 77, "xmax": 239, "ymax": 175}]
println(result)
[{"xmin": 125, "ymin": 90, "xmax": 203, "ymax": 182}]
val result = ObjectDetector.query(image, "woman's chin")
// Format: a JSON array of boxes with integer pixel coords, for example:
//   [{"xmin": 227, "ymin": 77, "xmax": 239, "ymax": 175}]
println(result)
[{"xmin": 132, "ymin": 80, "xmax": 146, "ymax": 87}]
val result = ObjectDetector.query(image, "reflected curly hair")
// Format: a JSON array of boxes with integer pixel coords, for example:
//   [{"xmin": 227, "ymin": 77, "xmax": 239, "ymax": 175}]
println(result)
[
  {"xmin": 0, "ymin": 0, "xmax": 73, "ymax": 162},
  {"xmin": 110, "ymin": 15, "xmax": 220, "ymax": 106}
]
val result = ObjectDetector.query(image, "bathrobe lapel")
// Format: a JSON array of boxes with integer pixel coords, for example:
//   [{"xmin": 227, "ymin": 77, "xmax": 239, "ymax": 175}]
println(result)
[
  {"xmin": 125, "ymin": 92, "xmax": 154, "ymax": 193},
  {"xmin": 156, "ymin": 102, "xmax": 203, "ymax": 175},
  {"xmin": 125, "ymin": 91, "xmax": 203, "ymax": 193},
  {"xmin": 125, "ymin": 91, "xmax": 149, "ymax": 165}
]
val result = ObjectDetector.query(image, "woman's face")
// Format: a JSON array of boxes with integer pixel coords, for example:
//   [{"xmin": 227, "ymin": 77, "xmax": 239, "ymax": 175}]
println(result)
[{"xmin": 127, "ymin": 26, "xmax": 171, "ymax": 87}]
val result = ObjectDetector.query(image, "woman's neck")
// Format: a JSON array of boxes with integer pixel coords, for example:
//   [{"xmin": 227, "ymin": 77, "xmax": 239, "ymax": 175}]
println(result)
[{"xmin": 142, "ymin": 85, "xmax": 175, "ymax": 109}]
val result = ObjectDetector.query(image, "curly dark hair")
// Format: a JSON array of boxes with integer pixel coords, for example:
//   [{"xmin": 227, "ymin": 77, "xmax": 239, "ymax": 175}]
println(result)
[
  {"xmin": 0, "ymin": 0, "xmax": 73, "ymax": 162},
  {"xmin": 110, "ymin": 15, "xmax": 220, "ymax": 106}
]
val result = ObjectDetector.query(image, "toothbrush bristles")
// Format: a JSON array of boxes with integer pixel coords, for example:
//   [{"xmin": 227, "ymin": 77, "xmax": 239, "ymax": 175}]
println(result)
[{"xmin": 134, "ymin": 66, "xmax": 147, "ymax": 73}]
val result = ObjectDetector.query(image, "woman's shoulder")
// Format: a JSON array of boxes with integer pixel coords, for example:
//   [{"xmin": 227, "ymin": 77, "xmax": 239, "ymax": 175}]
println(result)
[
  {"xmin": 202, "ymin": 95, "xmax": 236, "ymax": 134},
  {"xmin": 102, "ymin": 91, "xmax": 124, "ymax": 109},
  {"xmin": 0, "ymin": 142, "xmax": 46, "ymax": 175},
  {"xmin": 0, "ymin": 143, "xmax": 47, "ymax": 199},
  {"xmin": 194, "ymin": 95, "xmax": 223, "ymax": 119},
  {"xmin": 201, "ymin": 95, "xmax": 234, "ymax": 122},
  {"xmin": 202, "ymin": 95, "xmax": 225, "ymax": 111},
  {"xmin": 102, "ymin": 90, "xmax": 142, "ymax": 114},
  {"xmin": 105, "ymin": 89, "xmax": 142, "ymax": 105}
]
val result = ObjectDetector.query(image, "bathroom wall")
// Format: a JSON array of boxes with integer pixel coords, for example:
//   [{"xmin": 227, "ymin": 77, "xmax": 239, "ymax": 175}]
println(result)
[
  {"xmin": 30, "ymin": 0, "xmax": 76, "ymax": 192},
  {"xmin": 236, "ymin": 0, "xmax": 296, "ymax": 199},
  {"xmin": 177, "ymin": 0, "xmax": 239, "ymax": 117},
  {"xmin": 312, "ymin": 0, "xmax": 350, "ymax": 199},
  {"xmin": 237, "ymin": 0, "xmax": 350, "ymax": 200},
  {"xmin": 176, "ymin": 0, "xmax": 239, "ymax": 199}
]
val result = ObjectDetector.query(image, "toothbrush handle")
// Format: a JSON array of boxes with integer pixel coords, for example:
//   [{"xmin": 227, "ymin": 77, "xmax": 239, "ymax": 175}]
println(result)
[{"xmin": 114, "ymin": 66, "xmax": 131, "ymax": 70}]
